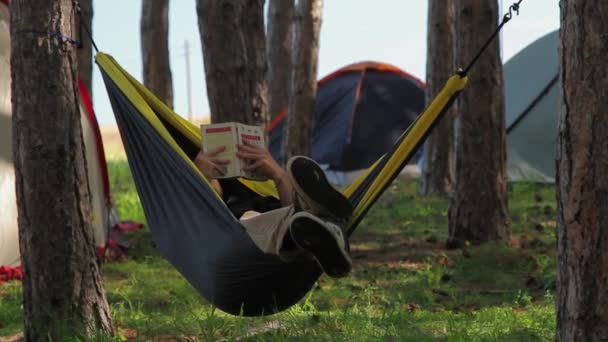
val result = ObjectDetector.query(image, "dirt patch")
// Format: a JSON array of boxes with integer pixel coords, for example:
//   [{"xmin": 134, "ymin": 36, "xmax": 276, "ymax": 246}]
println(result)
[
  {"xmin": 350, "ymin": 230, "xmax": 455, "ymax": 270},
  {"xmin": 0, "ymin": 332, "xmax": 23, "ymax": 342}
]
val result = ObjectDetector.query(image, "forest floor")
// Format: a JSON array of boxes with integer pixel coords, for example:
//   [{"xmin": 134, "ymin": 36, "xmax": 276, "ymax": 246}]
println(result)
[{"xmin": 0, "ymin": 158, "xmax": 557, "ymax": 341}]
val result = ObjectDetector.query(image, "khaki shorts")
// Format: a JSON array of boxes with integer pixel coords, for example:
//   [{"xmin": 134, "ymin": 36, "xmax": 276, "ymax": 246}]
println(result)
[{"xmin": 239, "ymin": 206, "xmax": 294, "ymax": 255}]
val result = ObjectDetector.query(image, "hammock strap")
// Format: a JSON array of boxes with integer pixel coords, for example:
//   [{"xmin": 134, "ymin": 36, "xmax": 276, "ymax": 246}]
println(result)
[
  {"xmin": 73, "ymin": 0, "xmax": 99, "ymax": 53},
  {"xmin": 461, "ymin": 0, "xmax": 523, "ymax": 76}
]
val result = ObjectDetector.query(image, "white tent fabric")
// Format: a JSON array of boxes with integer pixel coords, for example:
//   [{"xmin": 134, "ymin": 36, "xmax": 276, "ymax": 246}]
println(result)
[
  {"xmin": 0, "ymin": 3, "xmax": 115, "ymax": 267},
  {"xmin": 504, "ymin": 30, "xmax": 559, "ymax": 183},
  {"xmin": 0, "ymin": 3, "xmax": 19, "ymax": 267},
  {"xmin": 81, "ymin": 102, "xmax": 118, "ymax": 252},
  {"xmin": 322, "ymin": 164, "xmax": 420, "ymax": 186}
]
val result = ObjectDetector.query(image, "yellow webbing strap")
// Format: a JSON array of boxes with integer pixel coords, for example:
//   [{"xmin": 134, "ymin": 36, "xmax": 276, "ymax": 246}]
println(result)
[
  {"xmin": 96, "ymin": 53, "xmax": 279, "ymax": 199},
  {"xmin": 345, "ymin": 74, "xmax": 468, "ymax": 226}
]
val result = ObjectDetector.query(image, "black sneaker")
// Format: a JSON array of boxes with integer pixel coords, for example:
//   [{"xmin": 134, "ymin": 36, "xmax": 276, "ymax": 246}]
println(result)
[
  {"xmin": 289, "ymin": 212, "xmax": 352, "ymax": 278},
  {"xmin": 286, "ymin": 156, "xmax": 353, "ymax": 222}
]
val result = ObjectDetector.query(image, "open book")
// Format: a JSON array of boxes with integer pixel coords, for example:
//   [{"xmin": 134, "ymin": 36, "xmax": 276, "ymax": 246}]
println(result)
[{"xmin": 200, "ymin": 122, "xmax": 267, "ymax": 180}]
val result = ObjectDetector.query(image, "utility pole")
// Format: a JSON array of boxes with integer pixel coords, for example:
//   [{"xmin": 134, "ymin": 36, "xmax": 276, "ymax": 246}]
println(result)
[{"xmin": 184, "ymin": 40, "xmax": 193, "ymax": 122}]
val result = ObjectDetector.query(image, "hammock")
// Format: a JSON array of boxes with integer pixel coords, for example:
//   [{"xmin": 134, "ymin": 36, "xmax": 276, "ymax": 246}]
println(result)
[{"xmin": 97, "ymin": 53, "xmax": 467, "ymax": 316}]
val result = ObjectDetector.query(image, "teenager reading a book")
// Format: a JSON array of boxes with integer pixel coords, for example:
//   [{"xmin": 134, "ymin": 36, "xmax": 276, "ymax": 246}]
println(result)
[{"xmin": 194, "ymin": 142, "xmax": 353, "ymax": 277}]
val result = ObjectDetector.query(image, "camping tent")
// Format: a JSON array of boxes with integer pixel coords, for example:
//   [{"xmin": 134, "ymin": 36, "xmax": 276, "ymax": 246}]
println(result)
[
  {"xmin": 0, "ymin": 1, "xmax": 117, "ymax": 267},
  {"xmin": 504, "ymin": 30, "xmax": 559, "ymax": 183},
  {"xmin": 268, "ymin": 62, "xmax": 425, "ymax": 185}
]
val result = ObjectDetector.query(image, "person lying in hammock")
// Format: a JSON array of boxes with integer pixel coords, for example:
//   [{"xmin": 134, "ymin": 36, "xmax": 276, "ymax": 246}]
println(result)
[{"xmin": 194, "ymin": 143, "xmax": 353, "ymax": 278}]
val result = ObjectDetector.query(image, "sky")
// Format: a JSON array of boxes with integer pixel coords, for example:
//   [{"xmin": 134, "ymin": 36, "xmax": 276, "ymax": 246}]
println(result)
[{"xmin": 91, "ymin": 0, "xmax": 560, "ymax": 126}]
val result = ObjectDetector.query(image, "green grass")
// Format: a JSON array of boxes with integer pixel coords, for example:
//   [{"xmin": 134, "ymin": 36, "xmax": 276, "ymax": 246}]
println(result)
[{"xmin": 0, "ymin": 160, "xmax": 558, "ymax": 340}]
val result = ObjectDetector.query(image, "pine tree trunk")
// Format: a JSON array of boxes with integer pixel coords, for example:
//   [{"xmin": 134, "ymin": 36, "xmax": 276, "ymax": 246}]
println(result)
[
  {"xmin": 10, "ymin": 1, "xmax": 113, "ymax": 339},
  {"xmin": 556, "ymin": 1, "xmax": 608, "ymax": 340},
  {"xmin": 196, "ymin": 0, "xmax": 267, "ymax": 126},
  {"xmin": 448, "ymin": 0, "xmax": 509, "ymax": 247},
  {"xmin": 418, "ymin": 0, "xmax": 455, "ymax": 196},
  {"xmin": 282, "ymin": 0, "xmax": 322, "ymax": 161},
  {"xmin": 266, "ymin": 0, "xmax": 294, "ymax": 121},
  {"xmin": 76, "ymin": 0, "xmax": 93, "ymax": 96},
  {"xmin": 141, "ymin": 0, "xmax": 173, "ymax": 109}
]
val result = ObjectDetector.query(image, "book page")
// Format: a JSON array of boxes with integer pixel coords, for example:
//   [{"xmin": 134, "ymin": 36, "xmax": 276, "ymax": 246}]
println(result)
[
  {"xmin": 237, "ymin": 123, "xmax": 267, "ymax": 180},
  {"xmin": 201, "ymin": 123, "xmax": 240, "ymax": 178}
]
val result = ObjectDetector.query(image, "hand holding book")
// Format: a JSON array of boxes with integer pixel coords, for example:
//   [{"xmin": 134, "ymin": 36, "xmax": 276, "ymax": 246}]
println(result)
[
  {"xmin": 194, "ymin": 145, "xmax": 231, "ymax": 179},
  {"xmin": 236, "ymin": 141, "xmax": 285, "ymax": 182},
  {"xmin": 198, "ymin": 122, "xmax": 292, "ymax": 204},
  {"xmin": 200, "ymin": 122, "xmax": 273, "ymax": 181}
]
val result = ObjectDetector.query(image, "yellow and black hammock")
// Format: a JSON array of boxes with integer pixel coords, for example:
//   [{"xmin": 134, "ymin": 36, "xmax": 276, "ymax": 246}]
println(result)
[
  {"xmin": 97, "ymin": 53, "xmax": 466, "ymax": 315},
  {"xmin": 95, "ymin": 0, "xmax": 521, "ymax": 317}
]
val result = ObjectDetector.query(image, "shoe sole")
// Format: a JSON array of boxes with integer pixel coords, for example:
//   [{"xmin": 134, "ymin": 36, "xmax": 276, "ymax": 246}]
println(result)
[
  {"xmin": 287, "ymin": 157, "xmax": 353, "ymax": 220},
  {"xmin": 290, "ymin": 213, "xmax": 352, "ymax": 278}
]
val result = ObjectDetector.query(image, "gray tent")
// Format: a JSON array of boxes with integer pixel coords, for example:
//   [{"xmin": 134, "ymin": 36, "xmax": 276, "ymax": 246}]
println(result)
[{"xmin": 504, "ymin": 30, "xmax": 559, "ymax": 183}]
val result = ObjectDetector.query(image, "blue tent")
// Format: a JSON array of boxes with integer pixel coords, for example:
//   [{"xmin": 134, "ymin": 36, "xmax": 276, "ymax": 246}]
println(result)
[{"xmin": 268, "ymin": 62, "xmax": 425, "ymax": 184}]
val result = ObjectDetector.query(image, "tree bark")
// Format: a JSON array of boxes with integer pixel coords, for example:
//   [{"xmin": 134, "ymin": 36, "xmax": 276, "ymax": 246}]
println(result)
[
  {"xmin": 196, "ymin": 0, "xmax": 267, "ymax": 126},
  {"xmin": 266, "ymin": 0, "xmax": 294, "ymax": 121},
  {"xmin": 556, "ymin": 1, "xmax": 608, "ymax": 340},
  {"xmin": 141, "ymin": 0, "xmax": 173, "ymax": 109},
  {"xmin": 10, "ymin": 0, "xmax": 113, "ymax": 339},
  {"xmin": 282, "ymin": 0, "xmax": 322, "ymax": 161},
  {"xmin": 76, "ymin": 0, "xmax": 93, "ymax": 97},
  {"xmin": 418, "ymin": 0, "xmax": 455, "ymax": 196},
  {"xmin": 448, "ymin": 0, "xmax": 509, "ymax": 247}
]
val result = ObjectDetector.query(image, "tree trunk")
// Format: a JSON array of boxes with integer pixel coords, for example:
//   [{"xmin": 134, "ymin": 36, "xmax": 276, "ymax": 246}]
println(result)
[
  {"xmin": 418, "ymin": 0, "xmax": 455, "ymax": 196},
  {"xmin": 10, "ymin": 1, "xmax": 113, "ymax": 339},
  {"xmin": 448, "ymin": 0, "xmax": 509, "ymax": 247},
  {"xmin": 76, "ymin": 0, "xmax": 93, "ymax": 96},
  {"xmin": 282, "ymin": 0, "xmax": 322, "ymax": 161},
  {"xmin": 141, "ymin": 0, "xmax": 173, "ymax": 109},
  {"xmin": 556, "ymin": 1, "xmax": 608, "ymax": 340},
  {"xmin": 266, "ymin": 0, "xmax": 294, "ymax": 121},
  {"xmin": 196, "ymin": 0, "xmax": 267, "ymax": 126}
]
